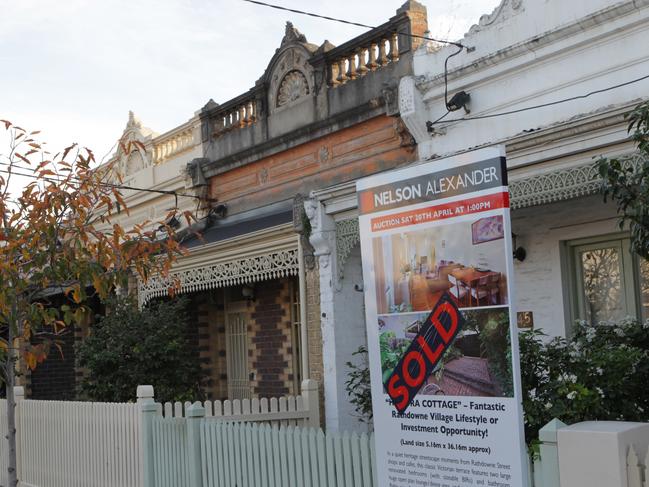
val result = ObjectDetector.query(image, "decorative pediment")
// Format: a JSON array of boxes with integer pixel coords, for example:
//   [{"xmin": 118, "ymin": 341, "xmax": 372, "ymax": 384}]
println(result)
[
  {"xmin": 112, "ymin": 111, "xmax": 158, "ymax": 178},
  {"xmin": 277, "ymin": 70, "xmax": 310, "ymax": 107},
  {"xmin": 466, "ymin": 0, "xmax": 523, "ymax": 37},
  {"xmin": 262, "ymin": 22, "xmax": 319, "ymax": 114},
  {"xmin": 281, "ymin": 21, "xmax": 307, "ymax": 46}
]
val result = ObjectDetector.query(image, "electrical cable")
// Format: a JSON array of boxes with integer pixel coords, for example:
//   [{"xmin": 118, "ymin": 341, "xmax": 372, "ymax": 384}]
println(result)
[
  {"xmin": 444, "ymin": 44, "xmax": 464, "ymax": 110},
  {"xmin": 431, "ymin": 73, "xmax": 649, "ymax": 126},
  {"xmin": 241, "ymin": 0, "xmax": 466, "ymax": 49},
  {"xmin": 0, "ymin": 164, "xmax": 208, "ymax": 201},
  {"xmin": 241, "ymin": 0, "xmax": 470, "ymax": 133}
]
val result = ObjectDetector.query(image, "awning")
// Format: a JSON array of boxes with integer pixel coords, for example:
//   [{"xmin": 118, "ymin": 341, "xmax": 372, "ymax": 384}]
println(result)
[{"xmin": 138, "ymin": 200, "xmax": 299, "ymax": 306}]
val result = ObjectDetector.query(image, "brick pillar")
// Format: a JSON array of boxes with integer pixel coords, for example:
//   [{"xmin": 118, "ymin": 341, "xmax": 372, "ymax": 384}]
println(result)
[{"xmin": 249, "ymin": 279, "xmax": 294, "ymax": 398}]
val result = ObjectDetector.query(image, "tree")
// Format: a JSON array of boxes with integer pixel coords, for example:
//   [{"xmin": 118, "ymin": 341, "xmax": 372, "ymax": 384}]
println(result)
[
  {"xmin": 0, "ymin": 120, "xmax": 188, "ymax": 486},
  {"xmin": 598, "ymin": 100, "xmax": 649, "ymax": 259},
  {"xmin": 76, "ymin": 295, "xmax": 204, "ymax": 403}
]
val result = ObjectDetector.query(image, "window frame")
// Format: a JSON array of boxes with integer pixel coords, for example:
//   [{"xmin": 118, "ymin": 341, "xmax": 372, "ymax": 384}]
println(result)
[{"xmin": 563, "ymin": 233, "xmax": 644, "ymax": 329}]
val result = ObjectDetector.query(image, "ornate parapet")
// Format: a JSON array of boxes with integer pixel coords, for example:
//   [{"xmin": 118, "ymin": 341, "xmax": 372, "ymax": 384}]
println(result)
[
  {"xmin": 509, "ymin": 153, "xmax": 644, "ymax": 209},
  {"xmin": 103, "ymin": 112, "xmax": 201, "ymax": 181},
  {"xmin": 152, "ymin": 123, "xmax": 198, "ymax": 165},
  {"xmin": 320, "ymin": 1, "xmax": 427, "ymax": 88},
  {"xmin": 208, "ymin": 87, "xmax": 262, "ymax": 137}
]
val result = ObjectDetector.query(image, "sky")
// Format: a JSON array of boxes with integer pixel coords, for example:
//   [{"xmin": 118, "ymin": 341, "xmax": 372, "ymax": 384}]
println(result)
[{"xmin": 0, "ymin": 0, "xmax": 502, "ymax": 160}]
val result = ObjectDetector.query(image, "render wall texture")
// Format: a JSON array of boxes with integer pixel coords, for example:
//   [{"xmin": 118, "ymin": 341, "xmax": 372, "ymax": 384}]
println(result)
[
  {"xmin": 208, "ymin": 116, "xmax": 416, "ymax": 216},
  {"xmin": 511, "ymin": 195, "xmax": 620, "ymax": 337}
]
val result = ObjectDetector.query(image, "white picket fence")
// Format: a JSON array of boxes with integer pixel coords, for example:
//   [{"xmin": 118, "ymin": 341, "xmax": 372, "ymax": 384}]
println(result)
[
  {"xmin": 0, "ymin": 382, "xmax": 645, "ymax": 487},
  {"xmin": 152, "ymin": 379, "xmax": 319, "ymax": 427},
  {"xmin": 0, "ymin": 380, "xmax": 320, "ymax": 487},
  {"xmin": 201, "ymin": 422, "xmax": 376, "ymax": 487},
  {"xmin": 626, "ymin": 446, "xmax": 649, "ymax": 487},
  {"xmin": 143, "ymin": 403, "xmax": 376, "ymax": 487},
  {"xmin": 15, "ymin": 394, "xmax": 142, "ymax": 487}
]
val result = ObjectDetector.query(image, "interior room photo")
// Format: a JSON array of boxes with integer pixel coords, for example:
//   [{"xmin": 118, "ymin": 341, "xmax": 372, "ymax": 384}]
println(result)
[{"xmin": 372, "ymin": 215, "xmax": 508, "ymax": 313}]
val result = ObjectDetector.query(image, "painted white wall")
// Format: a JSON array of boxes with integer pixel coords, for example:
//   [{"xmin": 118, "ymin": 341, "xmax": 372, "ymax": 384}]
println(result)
[
  {"xmin": 331, "ymin": 246, "xmax": 370, "ymax": 432},
  {"xmin": 401, "ymin": 0, "xmax": 649, "ymax": 162},
  {"xmin": 511, "ymin": 195, "xmax": 619, "ymax": 337},
  {"xmin": 398, "ymin": 0, "xmax": 649, "ymax": 336}
]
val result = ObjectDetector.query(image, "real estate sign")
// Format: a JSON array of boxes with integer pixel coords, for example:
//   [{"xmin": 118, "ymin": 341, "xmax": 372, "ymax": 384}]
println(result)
[{"xmin": 357, "ymin": 146, "xmax": 528, "ymax": 487}]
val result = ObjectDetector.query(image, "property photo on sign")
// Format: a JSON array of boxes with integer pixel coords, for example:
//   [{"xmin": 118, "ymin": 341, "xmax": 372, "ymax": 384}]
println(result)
[
  {"xmin": 371, "ymin": 218, "xmax": 509, "ymax": 314},
  {"xmin": 358, "ymin": 146, "xmax": 528, "ymax": 487}
]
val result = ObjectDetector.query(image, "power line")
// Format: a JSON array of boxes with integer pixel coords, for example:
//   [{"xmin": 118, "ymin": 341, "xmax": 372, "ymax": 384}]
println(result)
[
  {"xmin": 432, "ymin": 73, "xmax": 649, "ymax": 126},
  {"xmin": 0, "ymin": 163, "xmax": 209, "ymax": 201},
  {"xmin": 241, "ymin": 0, "xmax": 469, "ymax": 116},
  {"xmin": 241, "ymin": 0, "xmax": 466, "ymax": 49}
]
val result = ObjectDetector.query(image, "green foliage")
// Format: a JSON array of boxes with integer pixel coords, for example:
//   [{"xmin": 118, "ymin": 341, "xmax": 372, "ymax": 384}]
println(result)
[
  {"xmin": 347, "ymin": 319, "xmax": 649, "ymax": 445},
  {"xmin": 478, "ymin": 313, "xmax": 513, "ymax": 397},
  {"xmin": 379, "ymin": 331, "xmax": 410, "ymax": 383},
  {"xmin": 520, "ymin": 318, "xmax": 649, "ymax": 445},
  {"xmin": 598, "ymin": 100, "xmax": 649, "ymax": 259},
  {"xmin": 344, "ymin": 346, "xmax": 373, "ymax": 424},
  {"xmin": 76, "ymin": 296, "xmax": 205, "ymax": 403}
]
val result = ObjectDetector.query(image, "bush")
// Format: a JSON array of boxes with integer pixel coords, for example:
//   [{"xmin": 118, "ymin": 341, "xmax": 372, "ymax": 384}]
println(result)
[
  {"xmin": 76, "ymin": 296, "xmax": 205, "ymax": 403},
  {"xmin": 345, "ymin": 346, "xmax": 373, "ymax": 424},
  {"xmin": 346, "ymin": 318, "xmax": 649, "ymax": 446},
  {"xmin": 520, "ymin": 318, "xmax": 649, "ymax": 444}
]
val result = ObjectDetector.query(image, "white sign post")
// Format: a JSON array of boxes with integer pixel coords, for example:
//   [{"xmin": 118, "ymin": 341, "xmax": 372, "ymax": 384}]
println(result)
[{"xmin": 357, "ymin": 146, "xmax": 528, "ymax": 487}]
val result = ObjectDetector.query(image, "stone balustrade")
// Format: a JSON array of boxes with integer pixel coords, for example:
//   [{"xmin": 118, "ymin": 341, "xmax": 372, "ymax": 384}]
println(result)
[
  {"xmin": 328, "ymin": 32, "xmax": 400, "ymax": 87},
  {"xmin": 152, "ymin": 123, "xmax": 198, "ymax": 164},
  {"xmin": 200, "ymin": 1, "xmax": 427, "ymax": 144},
  {"xmin": 211, "ymin": 92, "xmax": 260, "ymax": 137}
]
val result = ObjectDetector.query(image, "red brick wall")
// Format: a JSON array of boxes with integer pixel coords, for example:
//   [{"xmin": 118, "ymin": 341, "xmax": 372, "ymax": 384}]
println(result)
[
  {"xmin": 249, "ymin": 278, "xmax": 296, "ymax": 397},
  {"xmin": 28, "ymin": 327, "xmax": 77, "ymax": 400}
]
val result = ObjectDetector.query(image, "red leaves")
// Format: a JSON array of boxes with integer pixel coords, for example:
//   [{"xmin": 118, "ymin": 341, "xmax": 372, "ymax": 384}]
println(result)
[{"xmin": 0, "ymin": 118, "xmax": 191, "ymax": 378}]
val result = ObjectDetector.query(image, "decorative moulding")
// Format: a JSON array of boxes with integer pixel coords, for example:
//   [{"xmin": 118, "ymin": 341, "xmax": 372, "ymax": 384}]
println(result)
[
  {"xmin": 466, "ymin": 0, "xmax": 523, "ymax": 37},
  {"xmin": 137, "ymin": 224, "xmax": 299, "ymax": 306},
  {"xmin": 138, "ymin": 249, "xmax": 299, "ymax": 306},
  {"xmin": 335, "ymin": 218, "xmax": 360, "ymax": 281},
  {"xmin": 509, "ymin": 153, "xmax": 643, "ymax": 210}
]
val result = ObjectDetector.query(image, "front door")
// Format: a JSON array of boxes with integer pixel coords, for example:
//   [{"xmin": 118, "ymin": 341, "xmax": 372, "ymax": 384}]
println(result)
[{"xmin": 225, "ymin": 300, "xmax": 251, "ymax": 399}]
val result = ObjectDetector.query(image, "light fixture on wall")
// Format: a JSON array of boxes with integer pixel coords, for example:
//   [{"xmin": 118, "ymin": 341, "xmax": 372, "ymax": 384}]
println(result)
[
  {"xmin": 210, "ymin": 203, "xmax": 228, "ymax": 219},
  {"xmin": 446, "ymin": 90, "xmax": 471, "ymax": 113},
  {"xmin": 157, "ymin": 214, "xmax": 181, "ymax": 233},
  {"xmin": 512, "ymin": 233, "xmax": 526, "ymax": 262},
  {"xmin": 241, "ymin": 285, "xmax": 255, "ymax": 301}
]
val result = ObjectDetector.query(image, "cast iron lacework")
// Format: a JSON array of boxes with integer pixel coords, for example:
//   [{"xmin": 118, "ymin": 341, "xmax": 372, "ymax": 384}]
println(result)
[
  {"xmin": 336, "ymin": 218, "xmax": 360, "ymax": 280},
  {"xmin": 509, "ymin": 153, "xmax": 644, "ymax": 210},
  {"xmin": 277, "ymin": 70, "xmax": 309, "ymax": 107},
  {"xmin": 138, "ymin": 249, "xmax": 299, "ymax": 306}
]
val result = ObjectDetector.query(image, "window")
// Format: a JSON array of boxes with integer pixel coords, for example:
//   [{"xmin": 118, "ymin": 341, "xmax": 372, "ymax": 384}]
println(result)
[
  {"xmin": 289, "ymin": 278, "xmax": 303, "ymax": 393},
  {"xmin": 225, "ymin": 295, "xmax": 251, "ymax": 400},
  {"xmin": 567, "ymin": 235, "xmax": 649, "ymax": 324}
]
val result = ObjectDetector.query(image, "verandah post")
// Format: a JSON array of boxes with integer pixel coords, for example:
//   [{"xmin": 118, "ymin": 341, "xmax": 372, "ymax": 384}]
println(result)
[
  {"xmin": 186, "ymin": 402, "xmax": 205, "ymax": 487},
  {"xmin": 137, "ymin": 385, "xmax": 156, "ymax": 487},
  {"xmin": 301, "ymin": 379, "xmax": 320, "ymax": 428}
]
